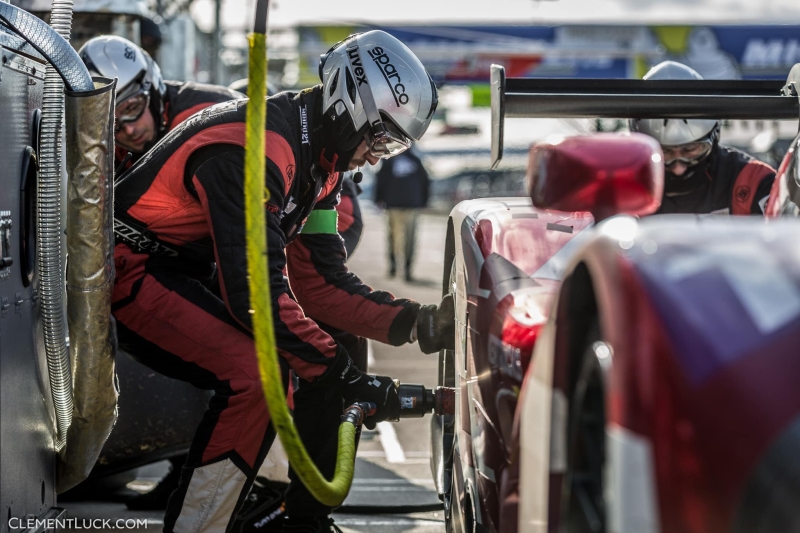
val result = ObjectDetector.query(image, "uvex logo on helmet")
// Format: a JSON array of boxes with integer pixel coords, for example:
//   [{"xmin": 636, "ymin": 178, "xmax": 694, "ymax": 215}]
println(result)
[
  {"xmin": 367, "ymin": 47, "xmax": 409, "ymax": 106},
  {"xmin": 346, "ymin": 48, "xmax": 368, "ymax": 86}
]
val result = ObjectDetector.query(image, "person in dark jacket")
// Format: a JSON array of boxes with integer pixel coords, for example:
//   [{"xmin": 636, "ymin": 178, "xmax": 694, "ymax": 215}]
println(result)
[
  {"xmin": 630, "ymin": 61, "xmax": 775, "ymax": 215},
  {"xmin": 373, "ymin": 147, "xmax": 431, "ymax": 281},
  {"xmin": 110, "ymin": 30, "xmax": 452, "ymax": 533}
]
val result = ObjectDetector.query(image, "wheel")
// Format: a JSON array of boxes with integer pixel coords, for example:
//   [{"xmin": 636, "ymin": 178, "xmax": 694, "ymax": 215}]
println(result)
[
  {"xmin": 561, "ymin": 323, "xmax": 607, "ymax": 533},
  {"xmin": 445, "ymin": 463, "xmax": 475, "ymax": 533},
  {"xmin": 432, "ymin": 259, "xmax": 457, "ymax": 497},
  {"xmin": 734, "ymin": 415, "xmax": 800, "ymax": 533},
  {"xmin": 444, "ymin": 465, "xmax": 458, "ymax": 533}
]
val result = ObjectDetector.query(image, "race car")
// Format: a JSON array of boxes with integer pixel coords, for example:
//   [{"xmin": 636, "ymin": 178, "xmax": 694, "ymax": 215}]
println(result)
[
  {"xmin": 765, "ymin": 65, "xmax": 800, "ymax": 218},
  {"xmin": 432, "ymin": 64, "xmax": 800, "ymax": 533}
]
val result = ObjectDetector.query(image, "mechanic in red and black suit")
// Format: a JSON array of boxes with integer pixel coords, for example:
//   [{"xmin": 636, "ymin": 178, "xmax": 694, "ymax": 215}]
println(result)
[
  {"xmin": 79, "ymin": 35, "xmax": 244, "ymax": 171},
  {"xmin": 109, "ymin": 30, "xmax": 452, "ymax": 533},
  {"xmin": 226, "ymin": 77, "xmax": 371, "ymax": 375},
  {"xmin": 631, "ymin": 61, "xmax": 776, "ymax": 215},
  {"xmin": 78, "ymin": 37, "xmax": 249, "ymax": 512}
]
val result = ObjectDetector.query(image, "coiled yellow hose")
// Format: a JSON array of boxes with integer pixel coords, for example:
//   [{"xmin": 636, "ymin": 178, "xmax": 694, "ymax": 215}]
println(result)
[{"xmin": 244, "ymin": 7, "xmax": 358, "ymax": 507}]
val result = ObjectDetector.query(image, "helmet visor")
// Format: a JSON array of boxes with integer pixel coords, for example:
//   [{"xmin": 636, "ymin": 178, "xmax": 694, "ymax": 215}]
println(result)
[
  {"xmin": 114, "ymin": 92, "xmax": 150, "ymax": 133},
  {"xmin": 365, "ymin": 122, "xmax": 412, "ymax": 159},
  {"xmin": 662, "ymin": 140, "xmax": 713, "ymax": 168}
]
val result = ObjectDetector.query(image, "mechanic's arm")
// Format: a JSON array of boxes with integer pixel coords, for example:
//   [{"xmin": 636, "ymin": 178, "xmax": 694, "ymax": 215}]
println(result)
[
  {"xmin": 190, "ymin": 147, "xmax": 401, "ymax": 422},
  {"xmin": 287, "ymin": 190, "xmax": 454, "ymax": 353},
  {"xmin": 336, "ymin": 178, "xmax": 363, "ymax": 258},
  {"xmin": 190, "ymin": 148, "xmax": 347, "ymax": 383}
]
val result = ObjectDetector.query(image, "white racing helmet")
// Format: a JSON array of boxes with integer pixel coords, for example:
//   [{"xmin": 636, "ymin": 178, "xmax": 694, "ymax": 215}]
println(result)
[
  {"xmin": 318, "ymin": 30, "xmax": 438, "ymax": 165},
  {"xmin": 629, "ymin": 61, "xmax": 720, "ymax": 147},
  {"xmin": 79, "ymin": 36, "xmax": 167, "ymax": 132}
]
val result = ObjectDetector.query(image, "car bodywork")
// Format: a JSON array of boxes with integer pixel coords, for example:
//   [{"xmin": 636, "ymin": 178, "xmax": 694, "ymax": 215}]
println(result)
[
  {"xmin": 518, "ymin": 215, "xmax": 800, "ymax": 533},
  {"xmin": 433, "ymin": 63, "xmax": 800, "ymax": 533},
  {"xmin": 431, "ymin": 196, "xmax": 593, "ymax": 532}
]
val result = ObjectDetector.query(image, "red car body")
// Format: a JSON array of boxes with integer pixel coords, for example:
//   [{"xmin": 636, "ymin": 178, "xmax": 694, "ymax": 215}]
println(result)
[{"xmin": 432, "ymin": 131, "xmax": 800, "ymax": 533}]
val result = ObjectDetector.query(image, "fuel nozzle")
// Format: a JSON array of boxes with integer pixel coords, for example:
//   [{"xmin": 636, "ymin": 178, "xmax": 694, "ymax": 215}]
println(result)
[{"xmin": 395, "ymin": 382, "xmax": 455, "ymax": 418}]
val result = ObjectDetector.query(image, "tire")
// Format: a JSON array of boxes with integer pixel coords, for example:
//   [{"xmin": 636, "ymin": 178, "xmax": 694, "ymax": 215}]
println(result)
[
  {"xmin": 432, "ymin": 258, "xmax": 457, "ymax": 494},
  {"xmin": 734, "ymin": 415, "xmax": 800, "ymax": 533},
  {"xmin": 446, "ymin": 464, "xmax": 475, "ymax": 533},
  {"xmin": 561, "ymin": 322, "xmax": 607, "ymax": 533}
]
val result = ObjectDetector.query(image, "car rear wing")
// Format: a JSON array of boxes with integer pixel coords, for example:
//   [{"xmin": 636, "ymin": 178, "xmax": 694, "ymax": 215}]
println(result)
[{"xmin": 490, "ymin": 63, "xmax": 800, "ymax": 169}]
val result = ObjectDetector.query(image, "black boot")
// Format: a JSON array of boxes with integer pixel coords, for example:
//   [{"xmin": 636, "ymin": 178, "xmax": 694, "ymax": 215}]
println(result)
[{"xmin": 232, "ymin": 477, "xmax": 287, "ymax": 533}]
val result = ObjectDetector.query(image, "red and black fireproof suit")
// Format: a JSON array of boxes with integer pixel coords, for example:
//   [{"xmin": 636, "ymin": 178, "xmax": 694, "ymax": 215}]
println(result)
[
  {"xmin": 115, "ymin": 80, "xmax": 244, "ymax": 169},
  {"xmin": 112, "ymin": 86, "xmax": 419, "ymax": 531},
  {"xmin": 656, "ymin": 144, "xmax": 775, "ymax": 215},
  {"xmin": 318, "ymin": 177, "xmax": 368, "ymax": 372}
]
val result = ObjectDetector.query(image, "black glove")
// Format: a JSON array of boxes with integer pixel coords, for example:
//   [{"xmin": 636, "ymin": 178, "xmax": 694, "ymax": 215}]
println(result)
[
  {"xmin": 341, "ymin": 361, "xmax": 400, "ymax": 430},
  {"xmin": 416, "ymin": 294, "xmax": 455, "ymax": 354}
]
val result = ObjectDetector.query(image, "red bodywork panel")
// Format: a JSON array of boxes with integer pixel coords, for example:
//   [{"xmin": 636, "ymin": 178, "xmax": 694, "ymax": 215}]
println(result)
[
  {"xmin": 542, "ymin": 220, "xmax": 800, "ymax": 533},
  {"xmin": 764, "ymin": 133, "xmax": 799, "ymax": 218},
  {"xmin": 528, "ymin": 133, "xmax": 664, "ymax": 221},
  {"xmin": 460, "ymin": 201, "xmax": 593, "ymax": 532}
]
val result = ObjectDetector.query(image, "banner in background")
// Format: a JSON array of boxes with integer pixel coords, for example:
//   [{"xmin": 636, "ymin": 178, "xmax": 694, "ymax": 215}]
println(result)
[{"xmin": 297, "ymin": 24, "xmax": 800, "ymax": 86}]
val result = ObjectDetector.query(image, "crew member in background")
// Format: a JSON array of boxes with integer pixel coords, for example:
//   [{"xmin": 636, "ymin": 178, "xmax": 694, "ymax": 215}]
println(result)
[
  {"xmin": 374, "ymin": 147, "xmax": 430, "ymax": 281},
  {"xmin": 630, "ymin": 61, "xmax": 775, "ymax": 215},
  {"xmin": 110, "ymin": 30, "xmax": 452, "ymax": 533},
  {"xmin": 79, "ymin": 35, "xmax": 243, "ymax": 171}
]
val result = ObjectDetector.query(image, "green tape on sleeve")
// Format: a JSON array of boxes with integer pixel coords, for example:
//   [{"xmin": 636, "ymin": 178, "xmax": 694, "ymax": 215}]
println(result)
[{"xmin": 301, "ymin": 209, "xmax": 339, "ymax": 234}]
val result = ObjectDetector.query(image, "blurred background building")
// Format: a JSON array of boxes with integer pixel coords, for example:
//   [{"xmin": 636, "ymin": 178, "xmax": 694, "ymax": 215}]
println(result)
[{"xmin": 11, "ymin": 0, "xmax": 800, "ymax": 210}]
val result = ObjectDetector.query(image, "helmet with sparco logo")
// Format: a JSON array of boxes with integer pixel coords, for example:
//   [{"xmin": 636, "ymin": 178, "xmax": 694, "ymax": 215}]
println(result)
[{"xmin": 318, "ymin": 30, "xmax": 438, "ymax": 170}]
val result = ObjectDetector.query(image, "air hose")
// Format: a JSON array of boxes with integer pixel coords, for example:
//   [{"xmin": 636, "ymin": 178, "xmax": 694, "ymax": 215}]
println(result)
[
  {"xmin": 244, "ymin": 0, "xmax": 456, "ymax": 508},
  {"xmin": 244, "ymin": 0, "xmax": 360, "ymax": 508}
]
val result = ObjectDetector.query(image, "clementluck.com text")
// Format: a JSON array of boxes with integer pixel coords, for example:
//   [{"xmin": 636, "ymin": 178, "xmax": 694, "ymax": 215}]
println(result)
[{"xmin": 8, "ymin": 517, "xmax": 151, "ymax": 530}]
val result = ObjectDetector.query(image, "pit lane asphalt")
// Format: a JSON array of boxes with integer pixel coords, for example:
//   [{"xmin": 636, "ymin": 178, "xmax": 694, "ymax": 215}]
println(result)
[{"xmin": 60, "ymin": 204, "xmax": 449, "ymax": 532}]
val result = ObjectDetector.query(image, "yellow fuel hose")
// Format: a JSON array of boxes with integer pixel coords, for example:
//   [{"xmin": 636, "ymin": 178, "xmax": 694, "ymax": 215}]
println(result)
[{"xmin": 243, "ymin": 0, "xmax": 358, "ymax": 507}]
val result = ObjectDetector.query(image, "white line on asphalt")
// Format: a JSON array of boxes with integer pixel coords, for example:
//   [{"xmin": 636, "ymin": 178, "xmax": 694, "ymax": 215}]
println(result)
[
  {"xmin": 377, "ymin": 421, "xmax": 406, "ymax": 463},
  {"xmin": 358, "ymin": 450, "xmax": 430, "ymax": 458},
  {"xmin": 334, "ymin": 518, "xmax": 443, "ymax": 528},
  {"xmin": 352, "ymin": 478, "xmax": 435, "ymax": 485},
  {"xmin": 367, "ymin": 339, "xmax": 376, "ymax": 368},
  {"xmin": 350, "ymin": 486, "xmax": 431, "ymax": 492}
]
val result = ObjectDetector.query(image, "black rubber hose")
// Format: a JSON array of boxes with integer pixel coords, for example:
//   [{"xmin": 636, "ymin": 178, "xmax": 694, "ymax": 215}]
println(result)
[{"xmin": 0, "ymin": 2, "xmax": 93, "ymax": 92}]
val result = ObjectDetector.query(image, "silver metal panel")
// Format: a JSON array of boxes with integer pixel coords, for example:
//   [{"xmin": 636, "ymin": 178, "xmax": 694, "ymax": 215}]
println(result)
[{"xmin": 0, "ymin": 26, "xmax": 57, "ymax": 532}]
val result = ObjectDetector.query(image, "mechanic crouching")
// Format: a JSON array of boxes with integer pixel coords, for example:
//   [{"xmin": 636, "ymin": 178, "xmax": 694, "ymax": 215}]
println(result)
[
  {"xmin": 109, "ymin": 30, "xmax": 452, "ymax": 533},
  {"xmin": 630, "ymin": 61, "xmax": 776, "ymax": 215},
  {"xmin": 79, "ymin": 36, "xmax": 248, "ymax": 511},
  {"xmin": 79, "ymin": 36, "xmax": 243, "ymax": 172}
]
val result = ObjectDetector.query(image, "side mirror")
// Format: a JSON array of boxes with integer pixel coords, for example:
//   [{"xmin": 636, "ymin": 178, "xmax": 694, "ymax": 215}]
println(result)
[{"xmin": 527, "ymin": 133, "xmax": 664, "ymax": 222}]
